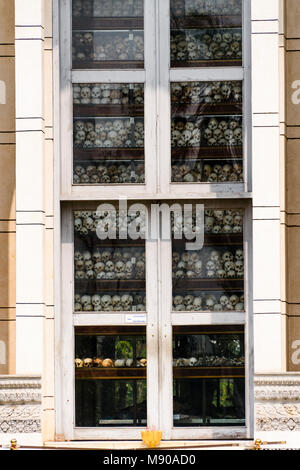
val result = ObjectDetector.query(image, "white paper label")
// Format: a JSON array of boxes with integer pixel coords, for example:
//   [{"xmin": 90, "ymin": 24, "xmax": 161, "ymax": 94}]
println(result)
[{"xmin": 125, "ymin": 313, "xmax": 146, "ymax": 324}]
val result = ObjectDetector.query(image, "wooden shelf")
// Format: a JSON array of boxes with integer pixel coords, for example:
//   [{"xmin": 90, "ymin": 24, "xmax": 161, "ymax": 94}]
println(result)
[
  {"xmin": 172, "ymin": 233, "xmax": 243, "ymax": 246},
  {"xmin": 72, "ymin": 17, "xmax": 144, "ymax": 31},
  {"xmin": 171, "ymin": 59, "xmax": 242, "ymax": 68},
  {"xmin": 172, "ymin": 279, "xmax": 244, "ymax": 291},
  {"xmin": 74, "ymin": 232, "xmax": 146, "ymax": 247},
  {"xmin": 75, "ymin": 325, "xmax": 146, "ymax": 335},
  {"xmin": 73, "ymin": 147, "xmax": 144, "ymax": 161},
  {"xmin": 75, "ymin": 279, "xmax": 146, "ymax": 292},
  {"xmin": 72, "ymin": 60, "xmax": 144, "ymax": 70},
  {"xmin": 73, "ymin": 104, "xmax": 144, "ymax": 117},
  {"xmin": 170, "ymin": 14, "xmax": 242, "ymax": 29},
  {"xmin": 75, "ymin": 366, "xmax": 244, "ymax": 380},
  {"xmin": 75, "ymin": 367, "xmax": 146, "ymax": 380},
  {"xmin": 171, "ymin": 103, "xmax": 242, "ymax": 116},
  {"xmin": 171, "ymin": 145, "xmax": 243, "ymax": 159},
  {"xmin": 173, "ymin": 366, "xmax": 245, "ymax": 379}
]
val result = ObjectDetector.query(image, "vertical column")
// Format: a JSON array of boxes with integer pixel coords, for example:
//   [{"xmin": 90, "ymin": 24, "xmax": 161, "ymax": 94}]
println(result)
[
  {"xmin": 15, "ymin": 0, "xmax": 45, "ymax": 374},
  {"xmin": 285, "ymin": 0, "xmax": 300, "ymax": 371},
  {"xmin": 42, "ymin": 0, "xmax": 55, "ymax": 441},
  {"xmin": 0, "ymin": 0, "xmax": 16, "ymax": 375},
  {"xmin": 251, "ymin": 1, "xmax": 284, "ymax": 372}
]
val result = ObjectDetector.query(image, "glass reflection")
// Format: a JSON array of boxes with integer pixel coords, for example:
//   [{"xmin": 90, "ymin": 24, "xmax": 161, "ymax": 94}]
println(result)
[{"xmin": 173, "ymin": 325, "xmax": 245, "ymax": 426}]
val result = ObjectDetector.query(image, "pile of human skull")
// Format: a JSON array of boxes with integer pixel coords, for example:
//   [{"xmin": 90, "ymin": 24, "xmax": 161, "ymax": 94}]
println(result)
[
  {"xmin": 74, "ymin": 209, "xmax": 147, "ymax": 237},
  {"xmin": 75, "ymin": 292, "xmax": 146, "ymax": 312},
  {"xmin": 171, "ymin": 81, "xmax": 242, "ymax": 105},
  {"xmin": 73, "ymin": 118, "xmax": 144, "ymax": 149},
  {"xmin": 170, "ymin": 30, "xmax": 242, "ymax": 62},
  {"xmin": 205, "ymin": 209, "xmax": 243, "ymax": 233},
  {"xmin": 74, "ymin": 247, "xmax": 146, "ymax": 281},
  {"xmin": 73, "ymin": 163, "xmax": 145, "ymax": 184},
  {"xmin": 172, "ymin": 247, "xmax": 244, "ymax": 279},
  {"xmin": 171, "ymin": 0, "xmax": 242, "ymax": 17},
  {"xmin": 171, "ymin": 118, "xmax": 202, "ymax": 147},
  {"xmin": 172, "ymin": 161, "xmax": 243, "ymax": 183},
  {"xmin": 73, "ymin": 83, "xmax": 144, "ymax": 105},
  {"xmin": 173, "ymin": 354, "xmax": 244, "ymax": 367},
  {"xmin": 72, "ymin": 0, "xmax": 144, "ymax": 18},
  {"xmin": 173, "ymin": 292, "xmax": 244, "ymax": 312},
  {"xmin": 72, "ymin": 32, "xmax": 144, "ymax": 63},
  {"xmin": 75, "ymin": 356, "xmax": 147, "ymax": 368},
  {"xmin": 171, "ymin": 116, "xmax": 242, "ymax": 147},
  {"xmin": 171, "ymin": 209, "xmax": 243, "ymax": 235},
  {"xmin": 202, "ymin": 117, "xmax": 242, "ymax": 147}
]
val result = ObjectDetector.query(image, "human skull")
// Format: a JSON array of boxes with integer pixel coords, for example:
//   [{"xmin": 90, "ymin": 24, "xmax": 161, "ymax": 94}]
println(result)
[
  {"xmin": 91, "ymin": 294, "xmax": 101, "ymax": 310},
  {"xmin": 222, "ymin": 251, "xmax": 234, "ymax": 262},
  {"xmin": 235, "ymin": 249, "xmax": 244, "ymax": 261},
  {"xmin": 101, "ymin": 295, "xmax": 112, "ymax": 310},
  {"xmin": 193, "ymin": 296, "xmax": 202, "ymax": 310}
]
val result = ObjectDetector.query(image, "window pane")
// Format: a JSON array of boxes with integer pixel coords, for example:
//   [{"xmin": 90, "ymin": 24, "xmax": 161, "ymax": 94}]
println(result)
[
  {"xmin": 171, "ymin": 81, "xmax": 243, "ymax": 183},
  {"xmin": 170, "ymin": 0, "xmax": 243, "ymax": 68},
  {"xmin": 75, "ymin": 326, "xmax": 147, "ymax": 427},
  {"xmin": 73, "ymin": 209, "xmax": 146, "ymax": 312},
  {"xmin": 172, "ymin": 207, "xmax": 244, "ymax": 312},
  {"xmin": 73, "ymin": 83, "xmax": 145, "ymax": 185},
  {"xmin": 72, "ymin": 1, "xmax": 144, "ymax": 69},
  {"xmin": 173, "ymin": 325, "xmax": 245, "ymax": 427}
]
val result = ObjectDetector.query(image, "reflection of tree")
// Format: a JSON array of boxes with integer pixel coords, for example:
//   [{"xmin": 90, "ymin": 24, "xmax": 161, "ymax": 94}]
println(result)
[{"xmin": 116, "ymin": 340, "xmax": 133, "ymax": 359}]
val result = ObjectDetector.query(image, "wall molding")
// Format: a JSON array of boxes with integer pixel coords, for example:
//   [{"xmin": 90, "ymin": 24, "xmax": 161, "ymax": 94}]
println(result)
[
  {"xmin": 255, "ymin": 374, "xmax": 300, "ymax": 431},
  {"xmin": 0, "ymin": 375, "xmax": 41, "ymax": 433}
]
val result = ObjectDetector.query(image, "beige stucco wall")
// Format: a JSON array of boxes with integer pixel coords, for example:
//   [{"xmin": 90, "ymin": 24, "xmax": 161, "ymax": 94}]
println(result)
[
  {"xmin": 0, "ymin": 0, "xmax": 16, "ymax": 375},
  {"xmin": 285, "ymin": 0, "xmax": 300, "ymax": 371}
]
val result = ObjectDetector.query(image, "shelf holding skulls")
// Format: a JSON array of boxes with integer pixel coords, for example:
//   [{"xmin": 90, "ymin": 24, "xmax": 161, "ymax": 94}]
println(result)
[
  {"xmin": 72, "ymin": 0, "xmax": 144, "ymax": 69},
  {"xmin": 172, "ymin": 208, "xmax": 244, "ymax": 312},
  {"xmin": 171, "ymin": 81, "xmax": 243, "ymax": 183},
  {"xmin": 73, "ymin": 83, "xmax": 145, "ymax": 185},
  {"xmin": 172, "ymin": 325, "xmax": 245, "ymax": 427},
  {"xmin": 73, "ymin": 209, "xmax": 146, "ymax": 313},
  {"xmin": 170, "ymin": 0, "xmax": 242, "ymax": 68},
  {"xmin": 74, "ymin": 326, "xmax": 147, "ymax": 427}
]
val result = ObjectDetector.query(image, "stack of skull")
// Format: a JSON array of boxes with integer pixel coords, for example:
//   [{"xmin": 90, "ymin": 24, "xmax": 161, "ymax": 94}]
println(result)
[
  {"xmin": 72, "ymin": 31, "xmax": 144, "ymax": 63},
  {"xmin": 171, "ymin": 0, "xmax": 242, "ymax": 17},
  {"xmin": 74, "ymin": 209, "xmax": 147, "ymax": 237},
  {"xmin": 74, "ymin": 162, "xmax": 145, "ymax": 184},
  {"xmin": 171, "ymin": 81, "xmax": 242, "ymax": 104},
  {"xmin": 172, "ymin": 209, "xmax": 243, "ymax": 235},
  {"xmin": 72, "ymin": 0, "xmax": 144, "ymax": 18},
  {"xmin": 172, "ymin": 247, "xmax": 244, "ymax": 280},
  {"xmin": 74, "ymin": 83, "xmax": 144, "ymax": 106},
  {"xmin": 75, "ymin": 357, "xmax": 147, "ymax": 368},
  {"xmin": 174, "ymin": 355, "xmax": 244, "ymax": 367},
  {"xmin": 171, "ymin": 116, "xmax": 242, "ymax": 147},
  {"xmin": 73, "ymin": 118, "xmax": 144, "ymax": 149},
  {"xmin": 75, "ymin": 292, "xmax": 146, "ymax": 312},
  {"xmin": 173, "ymin": 292, "xmax": 244, "ymax": 312},
  {"xmin": 74, "ymin": 247, "xmax": 146, "ymax": 281},
  {"xmin": 172, "ymin": 161, "xmax": 243, "ymax": 183},
  {"xmin": 171, "ymin": 30, "xmax": 242, "ymax": 62}
]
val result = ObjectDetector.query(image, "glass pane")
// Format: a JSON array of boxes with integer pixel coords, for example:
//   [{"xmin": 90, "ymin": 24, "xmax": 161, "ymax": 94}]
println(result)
[
  {"xmin": 73, "ymin": 83, "xmax": 144, "ymax": 185},
  {"xmin": 75, "ymin": 326, "xmax": 147, "ymax": 427},
  {"xmin": 72, "ymin": 1, "xmax": 144, "ymax": 69},
  {"xmin": 73, "ymin": 209, "xmax": 146, "ymax": 312},
  {"xmin": 170, "ymin": 0, "xmax": 243, "ymax": 68},
  {"xmin": 171, "ymin": 81, "xmax": 243, "ymax": 183},
  {"xmin": 172, "ymin": 207, "xmax": 244, "ymax": 312},
  {"xmin": 173, "ymin": 325, "xmax": 245, "ymax": 426}
]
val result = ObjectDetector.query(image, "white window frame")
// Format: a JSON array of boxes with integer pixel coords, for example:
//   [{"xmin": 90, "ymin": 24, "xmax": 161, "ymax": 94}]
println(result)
[
  {"xmin": 58, "ymin": 0, "xmax": 252, "ymax": 201},
  {"xmin": 59, "ymin": 199, "xmax": 253, "ymax": 440},
  {"xmin": 53, "ymin": 0, "xmax": 253, "ymax": 441}
]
